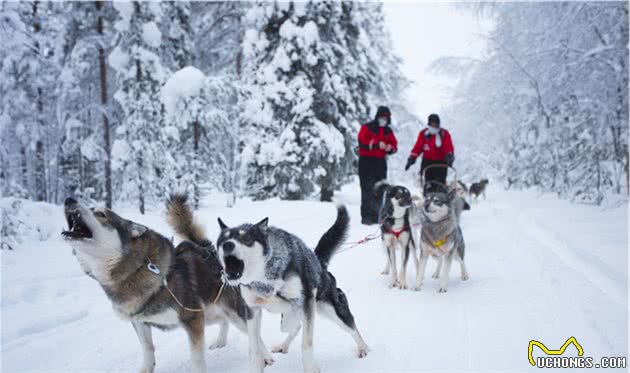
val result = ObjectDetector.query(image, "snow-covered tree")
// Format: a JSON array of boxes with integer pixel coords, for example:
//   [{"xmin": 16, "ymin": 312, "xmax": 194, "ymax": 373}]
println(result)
[
  {"xmin": 434, "ymin": 2, "xmax": 628, "ymax": 204},
  {"xmin": 109, "ymin": 1, "xmax": 171, "ymax": 213}
]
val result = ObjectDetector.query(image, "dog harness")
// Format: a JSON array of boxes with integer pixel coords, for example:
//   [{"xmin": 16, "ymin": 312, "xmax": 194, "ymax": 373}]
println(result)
[
  {"xmin": 384, "ymin": 224, "xmax": 408, "ymax": 239},
  {"xmin": 431, "ymin": 238, "xmax": 448, "ymax": 253}
]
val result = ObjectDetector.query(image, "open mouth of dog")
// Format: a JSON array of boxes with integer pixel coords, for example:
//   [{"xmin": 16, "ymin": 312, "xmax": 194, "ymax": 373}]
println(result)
[
  {"xmin": 223, "ymin": 255, "xmax": 244, "ymax": 282},
  {"xmin": 62, "ymin": 210, "xmax": 93, "ymax": 240}
]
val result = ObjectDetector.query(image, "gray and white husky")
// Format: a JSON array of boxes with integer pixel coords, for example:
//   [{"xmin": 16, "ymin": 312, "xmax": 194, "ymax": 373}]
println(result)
[
  {"xmin": 416, "ymin": 189, "xmax": 470, "ymax": 293},
  {"xmin": 216, "ymin": 205, "xmax": 369, "ymax": 373},
  {"xmin": 62, "ymin": 195, "xmax": 270, "ymax": 373},
  {"xmin": 375, "ymin": 181, "xmax": 420, "ymax": 290}
]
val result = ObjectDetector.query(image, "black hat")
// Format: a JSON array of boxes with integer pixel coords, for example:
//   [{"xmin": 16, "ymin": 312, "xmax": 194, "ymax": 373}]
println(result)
[
  {"xmin": 428, "ymin": 113, "xmax": 440, "ymax": 126},
  {"xmin": 376, "ymin": 106, "xmax": 391, "ymax": 118}
]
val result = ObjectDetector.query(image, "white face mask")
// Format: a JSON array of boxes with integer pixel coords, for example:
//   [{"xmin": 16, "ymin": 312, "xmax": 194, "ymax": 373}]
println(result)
[
  {"xmin": 427, "ymin": 125, "xmax": 440, "ymax": 135},
  {"xmin": 378, "ymin": 118, "xmax": 387, "ymax": 127}
]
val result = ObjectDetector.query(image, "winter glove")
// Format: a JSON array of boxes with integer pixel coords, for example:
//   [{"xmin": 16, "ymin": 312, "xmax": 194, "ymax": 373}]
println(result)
[
  {"xmin": 445, "ymin": 153, "xmax": 454, "ymax": 167},
  {"xmin": 405, "ymin": 157, "xmax": 416, "ymax": 171}
]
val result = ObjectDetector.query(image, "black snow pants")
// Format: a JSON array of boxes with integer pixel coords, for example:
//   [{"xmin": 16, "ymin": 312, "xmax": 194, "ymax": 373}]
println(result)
[
  {"xmin": 359, "ymin": 156, "xmax": 387, "ymax": 224},
  {"xmin": 421, "ymin": 158, "xmax": 448, "ymax": 193}
]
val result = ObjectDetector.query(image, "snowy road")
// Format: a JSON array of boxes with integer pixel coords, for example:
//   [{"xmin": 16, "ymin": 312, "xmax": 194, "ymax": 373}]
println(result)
[{"xmin": 2, "ymin": 184, "xmax": 627, "ymax": 372}]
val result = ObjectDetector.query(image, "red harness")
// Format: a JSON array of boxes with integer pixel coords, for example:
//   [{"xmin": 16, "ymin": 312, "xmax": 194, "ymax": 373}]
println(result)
[{"xmin": 383, "ymin": 224, "xmax": 408, "ymax": 239}]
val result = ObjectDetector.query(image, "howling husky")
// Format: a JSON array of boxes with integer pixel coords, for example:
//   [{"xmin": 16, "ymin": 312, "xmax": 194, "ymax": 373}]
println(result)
[{"xmin": 216, "ymin": 205, "xmax": 369, "ymax": 373}]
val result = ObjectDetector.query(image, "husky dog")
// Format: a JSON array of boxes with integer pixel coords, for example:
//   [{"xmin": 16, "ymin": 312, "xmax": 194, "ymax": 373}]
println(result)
[
  {"xmin": 216, "ymin": 205, "xmax": 369, "ymax": 373},
  {"xmin": 469, "ymin": 179, "xmax": 489, "ymax": 201},
  {"xmin": 448, "ymin": 180, "xmax": 471, "ymax": 211},
  {"xmin": 375, "ymin": 181, "xmax": 419, "ymax": 290},
  {"xmin": 62, "ymin": 195, "xmax": 270, "ymax": 373},
  {"xmin": 451, "ymin": 180, "xmax": 468, "ymax": 198},
  {"xmin": 415, "ymin": 189, "xmax": 469, "ymax": 293}
]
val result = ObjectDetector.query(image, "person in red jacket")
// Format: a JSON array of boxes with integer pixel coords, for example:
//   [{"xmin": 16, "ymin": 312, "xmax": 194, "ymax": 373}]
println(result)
[
  {"xmin": 358, "ymin": 106, "xmax": 398, "ymax": 225},
  {"xmin": 405, "ymin": 114, "xmax": 454, "ymax": 191}
]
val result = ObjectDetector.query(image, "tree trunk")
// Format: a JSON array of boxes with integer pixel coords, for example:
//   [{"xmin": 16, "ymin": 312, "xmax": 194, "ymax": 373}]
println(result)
[
  {"xmin": 96, "ymin": 1, "xmax": 112, "ymax": 208},
  {"xmin": 34, "ymin": 140, "xmax": 46, "ymax": 201}
]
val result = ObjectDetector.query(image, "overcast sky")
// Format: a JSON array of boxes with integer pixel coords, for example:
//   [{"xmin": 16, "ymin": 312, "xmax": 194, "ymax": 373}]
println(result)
[{"xmin": 383, "ymin": 2, "xmax": 493, "ymax": 121}]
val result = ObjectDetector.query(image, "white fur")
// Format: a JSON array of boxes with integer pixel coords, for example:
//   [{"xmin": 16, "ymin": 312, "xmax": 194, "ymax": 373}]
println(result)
[
  {"xmin": 423, "ymin": 204, "xmax": 449, "ymax": 222},
  {"xmin": 220, "ymin": 240, "xmax": 267, "ymax": 286},
  {"xmin": 132, "ymin": 321, "xmax": 156, "ymax": 373},
  {"xmin": 67, "ymin": 207, "xmax": 122, "ymax": 286},
  {"xmin": 138, "ymin": 309, "xmax": 180, "ymax": 326}
]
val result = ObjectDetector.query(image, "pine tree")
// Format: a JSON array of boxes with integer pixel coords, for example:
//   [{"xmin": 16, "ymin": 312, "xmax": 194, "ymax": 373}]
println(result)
[{"xmin": 110, "ymin": 1, "xmax": 170, "ymax": 213}]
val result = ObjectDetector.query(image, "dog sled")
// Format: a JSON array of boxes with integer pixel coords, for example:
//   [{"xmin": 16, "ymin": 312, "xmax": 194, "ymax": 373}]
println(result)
[{"xmin": 417, "ymin": 163, "xmax": 459, "ymax": 196}]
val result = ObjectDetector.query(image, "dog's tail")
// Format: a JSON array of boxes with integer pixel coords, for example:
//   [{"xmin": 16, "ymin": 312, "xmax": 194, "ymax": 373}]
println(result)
[
  {"xmin": 374, "ymin": 180, "xmax": 390, "ymax": 197},
  {"xmin": 314, "ymin": 204, "xmax": 350, "ymax": 269},
  {"xmin": 166, "ymin": 193, "xmax": 212, "ymax": 247}
]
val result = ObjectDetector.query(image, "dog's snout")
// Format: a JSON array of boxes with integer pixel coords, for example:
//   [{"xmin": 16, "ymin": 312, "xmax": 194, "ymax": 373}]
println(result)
[
  {"xmin": 65, "ymin": 197, "xmax": 78, "ymax": 207},
  {"xmin": 222, "ymin": 241, "xmax": 235, "ymax": 254}
]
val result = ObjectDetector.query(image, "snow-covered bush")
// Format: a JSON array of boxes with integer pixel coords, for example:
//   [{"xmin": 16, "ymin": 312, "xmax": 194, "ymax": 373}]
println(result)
[{"xmin": 0, "ymin": 198, "xmax": 63, "ymax": 249}]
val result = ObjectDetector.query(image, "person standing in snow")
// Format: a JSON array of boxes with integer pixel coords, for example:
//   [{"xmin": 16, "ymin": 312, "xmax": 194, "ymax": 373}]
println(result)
[
  {"xmin": 358, "ymin": 106, "xmax": 398, "ymax": 225},
  {"xmin": 405, "ymin": 113, "xmax": 454, "ymax": 190}
]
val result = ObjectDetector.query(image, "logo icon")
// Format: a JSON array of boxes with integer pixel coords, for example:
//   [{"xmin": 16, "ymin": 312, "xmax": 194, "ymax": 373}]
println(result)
[{"xmin": 528, "ymin": 336, "xmax": 584, "ymax": 366}]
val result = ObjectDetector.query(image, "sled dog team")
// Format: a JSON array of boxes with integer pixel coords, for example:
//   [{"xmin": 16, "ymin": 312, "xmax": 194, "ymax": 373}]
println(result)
[{"xmin": 61, "ymin": 181, "xmax": 473, "ymax": 373}]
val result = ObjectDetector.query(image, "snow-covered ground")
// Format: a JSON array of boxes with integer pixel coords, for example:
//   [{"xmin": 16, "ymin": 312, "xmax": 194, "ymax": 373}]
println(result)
[{"xmin": 2, "ymin": 183, "xmax": 628, "ymax": 372}]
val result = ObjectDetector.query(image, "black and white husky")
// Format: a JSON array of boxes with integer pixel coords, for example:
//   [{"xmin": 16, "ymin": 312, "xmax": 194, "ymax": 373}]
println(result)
[
  {"xmin": 216, "ymin": 205, "xmax": 368, "ymax": 373},
  {"xmin": 375, "ymin": 181, "xmax": 420, "ymax": 290},
  {"xmin": 416, "ymin": 189, "xmax": 470, "ymax": 293}
]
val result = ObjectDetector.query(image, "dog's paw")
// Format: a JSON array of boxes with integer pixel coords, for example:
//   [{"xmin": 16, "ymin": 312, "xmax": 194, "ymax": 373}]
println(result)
[
  {"xmin": 380, "ymin": 269, "xmax": 390, "ymax": 275},
  {"xmin": 388, "ymin": 279, "xmax": 399, "ymax": 289},
  {"xmin": 208, "ymin": 339, "xmax": 227, "ymax": 350},
  {"xmin": 398, "ymin": 281, "xmax": 408, "ymax": 290},
  {"xmin": 139, "ymin": 365, "xmax": 155, "ymax": 373},
  {"xmin": 263, "ymin": 356, "xmax": 275, "ymax": 366},
  {"xmin": 431, "ymin": 273, "xmax": 440, "ymax": 279},
  {"xmin": 272, "ymin": 345, "xmax": 289, "ymax": 354},
  {"xmin": 461, "ymin": 273, "xmax": 470, "ymax": 281},
  {"xmin": 356, "ymin": 346, "xmax": 369, "ymax": 358},
  {"xmin": 412, "ymin": 284, "xmax": 422, "ymax": 291},
  {"xmin": 438, "ymin": 287, "xmax": 448, "ymax": 293}
]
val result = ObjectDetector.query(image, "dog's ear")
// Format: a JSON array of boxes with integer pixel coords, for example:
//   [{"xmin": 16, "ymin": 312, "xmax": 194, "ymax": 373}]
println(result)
[
  {"xmin": 253, "ymin": 217, "xmax": 269, "ymax": 234},
  {"xmin": 447, "ymin": 188, "xmax": 456, "ymax": 201},
  {"xmin": 130, "ymin": 222, "xmax": 147, "ymax": 238},
  {"xmin": 217, "ymin": 218, "xmax": 228, "ymax": 231}
]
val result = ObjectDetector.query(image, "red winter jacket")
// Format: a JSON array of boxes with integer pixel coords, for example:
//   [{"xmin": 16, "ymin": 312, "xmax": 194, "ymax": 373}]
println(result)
[
  {"xmin": 358, "ymin": 121, "xmax": 398, "ymax": 158},
  {"xmin": 409, "ymin": 128, "xmax": 454, "ymax": 161}
]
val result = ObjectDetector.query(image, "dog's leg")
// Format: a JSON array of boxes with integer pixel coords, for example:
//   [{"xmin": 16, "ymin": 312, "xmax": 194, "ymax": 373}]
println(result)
[
  {"xmin": 302, "ymin": 296, "xmax": 319, "ymax": 373},
  {"xmin": 438, "ymin": 254, "xmax": 454, "ymax": 293},
  {"xmin": 381, "ymin": 255, "xmax": 390, "ymax": 275},
  {"xmin": 455, "ymin": 253, "xmax": 470, "ymax": 281},
  {"xmin": 272, "ymin": 323, "xmax": 301, "ymax": 354},
  {"xmin": 432, "ymin": 257, "xmax": 442, "ymax": 279},
  {"xmin": 247, "ymin": 308, "xmax": 266, "ymax": 373},
  {"xmin": 224, "ymin": 306, "xmax": 273, "ymax": 367},
  {"xmin": 131, "ymin": 321, "xmax": 155, "ymax": 373},
  {"xmin": 380, "ymin": 239, "xmax": 390, "ymax": 275},
  {"xmin": 317, "ymin": 297, "xmax": 369, "ymax": 358},
  {"xmin": 410, "ymin": 241, "xmax": 420, "ymax": 285},
  {"xmin": 387, "ymin": 245, "xmax": 398, "ymax": 288},
  {"xmin": 414, "ymin": 250, "xmax": 429, "ymax": 291},
  {"xmin": 182, "ymin": 315, "xmax": 207, "ymax": 373},
  {"xmin": 209, "ymin": 321, "xmax": 229, "ymax": 350},
  {"xmin": 399, "ymin": 239, "xmax": 410, "ymax": 289}
]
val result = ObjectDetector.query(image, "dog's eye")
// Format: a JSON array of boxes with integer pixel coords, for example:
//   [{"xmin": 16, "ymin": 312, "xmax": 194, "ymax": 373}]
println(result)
[{"xmin": 94, "ymin": 211, "xmax": 106, "ymax": 218}]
